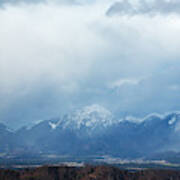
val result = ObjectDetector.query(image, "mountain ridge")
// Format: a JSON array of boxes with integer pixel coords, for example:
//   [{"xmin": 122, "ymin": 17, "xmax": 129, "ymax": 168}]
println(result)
[{"xmin": 1, "ymin": 105, "xmax": 180, "ymax": 158}]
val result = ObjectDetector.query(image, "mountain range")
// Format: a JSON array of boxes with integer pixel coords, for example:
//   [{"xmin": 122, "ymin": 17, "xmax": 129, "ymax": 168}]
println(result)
[{"xmin": 1, "ymin": 104, "xmax": 180, "ymax": 159}]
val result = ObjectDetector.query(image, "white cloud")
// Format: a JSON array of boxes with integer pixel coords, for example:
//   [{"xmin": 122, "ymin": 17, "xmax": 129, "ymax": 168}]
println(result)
[
  {"xmin": 109, "ymin": 78, "xmax": 142, "ymax": 89},
  {"xmin": 0, "ymin": 2, "xmax": 105, "ymax": 95},
  {"xmin": 1, "ymin": 1, "xmax": 180, "ymax": 127}
]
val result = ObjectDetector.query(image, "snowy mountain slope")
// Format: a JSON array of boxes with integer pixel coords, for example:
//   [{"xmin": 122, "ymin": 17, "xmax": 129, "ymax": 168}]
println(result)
[
  {"xmin": 43, "ymin": 104, "xmax": 115, "ymax": 137},
  {"xmin": 2, "ymin": 106, "xmax": 180, "ymax": 157}
]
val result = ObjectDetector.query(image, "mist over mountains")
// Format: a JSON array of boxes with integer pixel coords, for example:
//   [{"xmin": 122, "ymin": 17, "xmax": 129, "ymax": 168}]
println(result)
[
  {"xmin": 1, "ymin": 0, "xmax": 180, "ymax": 165},
  {"xmin": 1, "ymin": 105, "xmax": 180, "ymax": 159}
]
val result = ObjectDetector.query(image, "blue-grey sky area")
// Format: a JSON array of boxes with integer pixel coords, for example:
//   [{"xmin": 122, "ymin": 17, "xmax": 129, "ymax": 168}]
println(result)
[
  {"xmin": 1, "ymin": 0, "xmax": 180, "ymax": 128},
  {"xmin": 107, "ymin": 0, "xmax": 180, "ymax": 16}
]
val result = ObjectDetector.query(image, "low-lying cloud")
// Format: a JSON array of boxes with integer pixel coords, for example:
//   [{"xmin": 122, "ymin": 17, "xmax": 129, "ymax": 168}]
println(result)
[{"xmin": 1, "ymin": 0, "xmax": 180, "ymax": 128}]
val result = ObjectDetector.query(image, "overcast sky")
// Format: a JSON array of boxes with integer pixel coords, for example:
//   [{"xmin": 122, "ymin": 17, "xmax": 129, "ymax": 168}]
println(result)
[{"xmin": 1, "ymin": 0, "xmax": 180, "ymax": 128}]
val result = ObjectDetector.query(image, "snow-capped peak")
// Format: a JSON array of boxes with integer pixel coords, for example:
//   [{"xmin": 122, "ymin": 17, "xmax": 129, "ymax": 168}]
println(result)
[
  {"xmin": 61, "ymin": 104, "xmax": 114, "ymax": 130},
  {"xmin": 45, "ymin": 109, "xmax": 180, "ymax": 135}
]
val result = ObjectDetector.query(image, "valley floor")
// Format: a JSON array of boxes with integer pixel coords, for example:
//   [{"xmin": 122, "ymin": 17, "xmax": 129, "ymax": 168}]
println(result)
[{"xmin": 1, "ymin": 165, "xmax": 180, "ymax": 180}]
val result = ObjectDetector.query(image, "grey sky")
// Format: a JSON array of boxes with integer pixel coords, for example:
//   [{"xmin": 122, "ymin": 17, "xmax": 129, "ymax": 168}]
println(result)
[
  {"xmin": 0, "ymin": 0, "xmax": 180, "ymax": 128},
  {"xmin": 107, "ymin": 0, "xmax": 180, "ymax": 16}
]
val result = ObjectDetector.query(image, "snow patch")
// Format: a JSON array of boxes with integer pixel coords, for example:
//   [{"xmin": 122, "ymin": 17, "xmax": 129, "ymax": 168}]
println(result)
[
  {"xmin": 168, "ymin": 117, "xmax": 176, "ymax": 125},
  {"xmin": 49, "ymin": 122, "xmax": 57, "ymax": 129}
]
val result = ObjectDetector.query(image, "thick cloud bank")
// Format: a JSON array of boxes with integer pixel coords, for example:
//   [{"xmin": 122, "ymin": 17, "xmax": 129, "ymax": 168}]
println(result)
[
  {"xmin": 107, "ymin": 0, "xmax": 180, "ymax": 16},
  {"xmin": 1, "ymin": 0, "xmax": 180, "ymax": 128}
]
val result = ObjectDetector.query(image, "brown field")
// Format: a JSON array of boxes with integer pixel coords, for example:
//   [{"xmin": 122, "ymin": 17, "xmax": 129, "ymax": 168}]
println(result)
[{"xmin": 0, "ymin": 165, "xmax": 180, "ymax": 180}]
